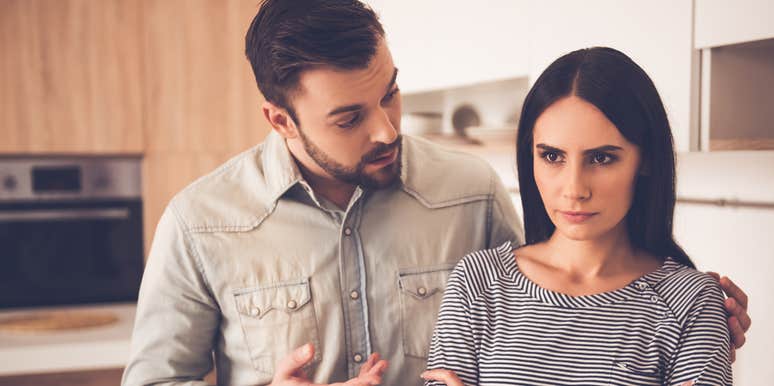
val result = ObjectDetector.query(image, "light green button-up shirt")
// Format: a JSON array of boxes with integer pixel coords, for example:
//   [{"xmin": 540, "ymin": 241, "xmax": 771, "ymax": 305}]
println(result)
[{"xmin": 122, "ymin": 132, "xmax": 523, "ymax": 386}]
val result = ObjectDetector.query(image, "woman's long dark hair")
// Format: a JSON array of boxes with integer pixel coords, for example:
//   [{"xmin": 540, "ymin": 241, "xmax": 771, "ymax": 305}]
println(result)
[{"xmin": 516, "ymin": 47, "xmax": 694, "ymax": 268}]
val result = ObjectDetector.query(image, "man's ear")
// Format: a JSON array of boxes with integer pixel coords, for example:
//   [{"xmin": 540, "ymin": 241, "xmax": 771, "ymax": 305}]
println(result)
[{"xmin": 263, "ymin": 101, "xmax": 299, "ymax": 139}]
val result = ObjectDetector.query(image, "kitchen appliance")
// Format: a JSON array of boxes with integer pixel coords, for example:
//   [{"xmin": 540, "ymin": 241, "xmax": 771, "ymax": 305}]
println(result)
[{"xmin": 0, "ymin": 157, "xmax": 144, "ymax": 309}]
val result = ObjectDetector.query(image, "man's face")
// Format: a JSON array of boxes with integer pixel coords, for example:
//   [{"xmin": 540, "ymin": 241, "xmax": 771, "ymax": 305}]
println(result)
[{"xmin": 289, "ymin": 39, "xmax": 402, "ymax": 189}]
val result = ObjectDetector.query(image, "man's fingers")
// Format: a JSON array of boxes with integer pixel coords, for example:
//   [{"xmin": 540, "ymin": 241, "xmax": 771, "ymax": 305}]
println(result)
[
  {"xmin": 725, "ymin": 298, "xmax": 752, "ymax": 331},
  {"xmin": 358, "ymin": 353, "xmax": 380, "ymax": 375},
  {"xmin": 707, "ymin": 271, "xmax": 720, "ymax": 282},
  {"xmin": 729, "ymin": 317, "xmax": 747, "ymax": 349},
  {"xmin": 274, "ymin": 343, "xmax": 315, "ymax": 381},
  {"xmin": 719, "ymin": 276, "xmax": 748, "ymax": 309}
]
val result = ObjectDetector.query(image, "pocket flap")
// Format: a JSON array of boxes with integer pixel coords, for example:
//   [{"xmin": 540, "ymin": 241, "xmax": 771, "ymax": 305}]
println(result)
[
  {"xmin": 398, "ymin": 264, "xmax": 455, "ymax": 300},
  {"xmin": 233, "ymin": 279, "xmax": 311, "ymax": 319}
]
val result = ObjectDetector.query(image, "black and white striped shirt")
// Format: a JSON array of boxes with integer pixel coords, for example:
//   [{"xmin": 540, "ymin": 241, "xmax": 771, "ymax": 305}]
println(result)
[{"xmin": 425, "ymin": 242, "xmax": 732, "ymax": 386}]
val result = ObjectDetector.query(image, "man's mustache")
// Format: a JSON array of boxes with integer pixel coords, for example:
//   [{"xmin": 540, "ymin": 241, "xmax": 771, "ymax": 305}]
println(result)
[{"xmin": 361, "ymin": 135, "xmax": 402, "ymax": 163}]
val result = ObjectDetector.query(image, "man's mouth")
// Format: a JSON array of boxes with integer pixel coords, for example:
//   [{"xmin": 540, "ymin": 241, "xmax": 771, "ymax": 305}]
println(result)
[{"xmin": 367, "ymin": 148, "xmax": 398, "ymax": 167}]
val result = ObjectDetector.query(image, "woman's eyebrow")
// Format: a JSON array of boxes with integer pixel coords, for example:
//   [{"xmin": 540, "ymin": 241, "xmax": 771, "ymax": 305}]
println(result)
[
  {"xmin": 535, "ymin": 144, "xmax": 565, "ymax": 154},
  {"xmin": 582, "ymin": 145, "xmax": 623, "ymax": 155}
]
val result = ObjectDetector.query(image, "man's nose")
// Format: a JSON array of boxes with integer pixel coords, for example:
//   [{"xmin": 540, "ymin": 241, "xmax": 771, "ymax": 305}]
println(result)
[{"xmin": 369, "ymin": 108, "xmax": 398, "ymax": 145}]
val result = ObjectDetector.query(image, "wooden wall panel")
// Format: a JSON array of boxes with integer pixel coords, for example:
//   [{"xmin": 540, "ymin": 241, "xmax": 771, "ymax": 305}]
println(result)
[
  {"xmin": 0, "ymin": 0, "xmax": 144, "ymax": 154},
  {"xmin": 141, "ymin": 1, "xmax": 272, "ymax": 253},
  {"xmin": 142, "ymin": 0, "xmax": 270, "ymax": 153}
]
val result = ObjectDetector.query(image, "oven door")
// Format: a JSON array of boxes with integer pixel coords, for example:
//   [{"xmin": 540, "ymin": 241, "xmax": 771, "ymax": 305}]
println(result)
[{"xmin": 0, "ymin": 200, "xmax": 144, "ymax": 309}]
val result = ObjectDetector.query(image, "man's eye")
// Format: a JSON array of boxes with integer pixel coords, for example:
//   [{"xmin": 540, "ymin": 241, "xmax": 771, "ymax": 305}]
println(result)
[
  {"xmin": 382, "ymin": 88, "xmax": 400, "ymax": 103},
  {"xmin": 337, "ymin": 113, "xmax": 361, "ymax": 129}
]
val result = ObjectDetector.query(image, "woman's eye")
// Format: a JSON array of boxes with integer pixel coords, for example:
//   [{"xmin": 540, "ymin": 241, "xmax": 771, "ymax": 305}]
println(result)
[
  {"xmin": 590, "ymin": 152, "xmax": 614, "ymax": 164},
  {"xmin": 541, "ymin": 151, "xmax": 562, "ymax": 163}
]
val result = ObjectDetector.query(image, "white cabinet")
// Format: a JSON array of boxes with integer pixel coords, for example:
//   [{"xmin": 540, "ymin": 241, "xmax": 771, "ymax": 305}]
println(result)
[
  {"xmin": 365, "ymin": 0, "xmax": 529, "ymax": 94},
  {"xmin": 526, "ymin": 0, "xmax": 697, "ymax": 152},
  {"xmin": 694, "ymin": 0, "xmax": 774, "ymax": 49}
]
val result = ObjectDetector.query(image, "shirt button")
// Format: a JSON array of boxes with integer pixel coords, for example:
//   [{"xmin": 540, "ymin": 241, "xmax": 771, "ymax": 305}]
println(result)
[
  {"xmin": 637, "ymin": 282, "xmax": 648, "ymax": 290},
  {"xmin": 353, "ymin": 353, "xmax": 364, "ymax": 363},
  {"xmin": 286, "ymin": 300, "xmax": 298, "ymax": 310},
  {"xmin": 350, "ymin": 290, "xmax": 360, "ymax": 300},
  {"xmin": 650, "ymin": 295, "xmax": 659, "ymax": 303},
  {"xmin": 344, "ymin": 227, "xmax": 352, "ymax": 236},
  {"xmin": 417, "ymin": 286, "xmax": 427, "ymax": 296},
  {"xmin": 249, "ymin": 306, "xmax": 260, "ymax": 317}
]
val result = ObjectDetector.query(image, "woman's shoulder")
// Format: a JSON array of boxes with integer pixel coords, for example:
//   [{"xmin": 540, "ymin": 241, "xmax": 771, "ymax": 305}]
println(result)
[
  {"xmin": 651, "ymin": 259, "xmax": 726, "ymax": 322},
  {"xmin": 451, "ymin": 241, "xmax": 516, "ymax": 287}
]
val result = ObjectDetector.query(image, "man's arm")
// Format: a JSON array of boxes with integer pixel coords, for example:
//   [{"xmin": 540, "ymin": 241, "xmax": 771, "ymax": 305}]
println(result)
[
  {"xmin": 488, "ymin": 173, "xmax": 523, "ymax": 248},
  {"xmin": 121, "ymin": 206, "xmax": 219, "ymax": 386}
]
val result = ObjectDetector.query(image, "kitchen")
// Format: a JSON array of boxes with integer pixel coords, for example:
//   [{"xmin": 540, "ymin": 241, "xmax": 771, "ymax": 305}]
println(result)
[{"xmin": 1, "ymin": 0, "xmax": 772, "ymax": 385}]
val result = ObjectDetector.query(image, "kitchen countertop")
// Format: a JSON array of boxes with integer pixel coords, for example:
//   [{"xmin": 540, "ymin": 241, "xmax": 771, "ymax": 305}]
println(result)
[{"xmin": 0, "ymin": 302, "xmax": 135, "ymax": 376}]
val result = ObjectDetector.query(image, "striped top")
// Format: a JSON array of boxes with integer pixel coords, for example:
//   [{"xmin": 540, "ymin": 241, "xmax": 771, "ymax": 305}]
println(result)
[{"xmin": 425, "ymin": 242, "xmax": 732, "ymax": 386}]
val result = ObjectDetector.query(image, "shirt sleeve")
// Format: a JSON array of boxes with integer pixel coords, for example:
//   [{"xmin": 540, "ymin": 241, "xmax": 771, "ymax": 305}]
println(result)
[
  {"xmin": 488, "ymin": 172, "xmax": 523, "ymax": 249},
  {"xmin": 665, "ymin": 279, "xmax": 732, "ymax": 386},
  {"xmin": 121, "ymin": 205, "xmax": 219, "ymax": 386},
  {"xmin": 425, "ymin": 259, "xmax": 480, "ymax": 386}
]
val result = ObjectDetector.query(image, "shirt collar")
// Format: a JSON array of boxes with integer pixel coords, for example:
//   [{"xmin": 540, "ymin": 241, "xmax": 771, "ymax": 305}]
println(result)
[{"xmin": 261, "ymin": 131, "xmax": 411, "ymax": 205}]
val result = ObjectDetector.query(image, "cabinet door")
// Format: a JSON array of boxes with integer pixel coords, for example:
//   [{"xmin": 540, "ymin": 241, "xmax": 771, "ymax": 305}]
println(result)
[
  {"xmin": 0, "ymin": 0, "xmax": 143, "ymax": 154},
  {"xmin": 526, "ymin": 0, "xmax": 696, "ymax": 152},
  {"xmin": 365, "ymin": 0, "xmax": 530, "ymax": 93},
  {"xmin": 695, "ymin": 0, "xmax": 774, "ymax": 49},
  {"xmin": 141, "ymin": 0, "xmax": 269, "ymax": 154}
]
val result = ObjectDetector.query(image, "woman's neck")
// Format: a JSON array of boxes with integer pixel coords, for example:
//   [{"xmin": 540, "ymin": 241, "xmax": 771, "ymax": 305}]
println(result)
[{"xmin": 543, "ymin": 223, "xmax": 637, "ymax": 280}]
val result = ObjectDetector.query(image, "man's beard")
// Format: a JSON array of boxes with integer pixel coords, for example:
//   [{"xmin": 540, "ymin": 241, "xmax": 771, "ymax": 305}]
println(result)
[{"xmin": 298, "ymin": 129, "xmax": 402, "ymax": 189}]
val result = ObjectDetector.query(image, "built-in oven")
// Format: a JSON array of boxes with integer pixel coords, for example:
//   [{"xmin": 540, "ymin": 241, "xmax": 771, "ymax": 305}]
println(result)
[{"xmin": 0, "ymin": 157, "xmax": 144, "ymax": 309}]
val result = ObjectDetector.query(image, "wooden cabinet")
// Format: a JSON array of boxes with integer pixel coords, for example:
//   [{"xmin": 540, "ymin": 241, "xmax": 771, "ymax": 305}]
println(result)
[
  {"xmin": 140, "ymin": 0, "xmax": 272, "ymax": 253},
  {"xmin": 141, "ymin": 0, "xmax": 268, "ymax": 154},
  {"xmin": 0, "ymin": 0, "xmax": 144, "ymax": 154}
]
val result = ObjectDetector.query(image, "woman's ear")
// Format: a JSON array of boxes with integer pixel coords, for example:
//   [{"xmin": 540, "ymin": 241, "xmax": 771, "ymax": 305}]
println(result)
[{"xmin": 262, "ymin": 101, "xmax": 299, "ymax": 139}]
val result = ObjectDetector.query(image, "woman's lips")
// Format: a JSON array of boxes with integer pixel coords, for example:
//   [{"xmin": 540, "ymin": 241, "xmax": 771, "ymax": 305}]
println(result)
[{"xmin": 559, "ymin": 211, "xmax": 598, "ymax": 223}]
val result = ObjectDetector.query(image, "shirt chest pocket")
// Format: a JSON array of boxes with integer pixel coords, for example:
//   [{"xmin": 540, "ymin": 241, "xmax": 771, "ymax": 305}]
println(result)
[
  {"xmin": 609, "ymin": 360, "xmax": 663, "ymax": 386},
  {"xmin": 233, "ymin": 278, "xmax": 321, "ymax": 375},
  {"xmin": 397, "ymin": 264, "xmax": 455, "ymax": 358}
]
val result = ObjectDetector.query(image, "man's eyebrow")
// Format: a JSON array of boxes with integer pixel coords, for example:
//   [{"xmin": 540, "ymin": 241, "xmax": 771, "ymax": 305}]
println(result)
[
  {"xmin": 327, "ymin": 68, "xmax": 400, "ymax": 117},
  {"xmin": 327, "ymin": 104, "xmax": 363, "ymax": 117}
]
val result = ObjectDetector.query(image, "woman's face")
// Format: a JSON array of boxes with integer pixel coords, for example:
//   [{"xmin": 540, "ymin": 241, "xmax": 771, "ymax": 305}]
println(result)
[{"xmin": 532, "ymin": 96, "xmax": 642, "ymax": 241}]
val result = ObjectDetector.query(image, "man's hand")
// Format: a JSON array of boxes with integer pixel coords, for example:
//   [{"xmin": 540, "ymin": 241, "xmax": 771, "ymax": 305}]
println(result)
[
  {"xmin": 708, "ymin": 272, "xmax": 752, "ymax": 363},
  {"xmin": 421, "ymin": 369, "xmax": 465, "ymax": 386},
  {"xmin": 270, "ymin": 343, "xmax": 388, "ymax": 386}
]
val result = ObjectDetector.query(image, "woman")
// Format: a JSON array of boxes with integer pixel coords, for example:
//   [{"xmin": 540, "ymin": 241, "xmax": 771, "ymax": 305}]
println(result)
[{"xmin": 421, "ymin": 47, "xmax": 732, "ymax": 385}]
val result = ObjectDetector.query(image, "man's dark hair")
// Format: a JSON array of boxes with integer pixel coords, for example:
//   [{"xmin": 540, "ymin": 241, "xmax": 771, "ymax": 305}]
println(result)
[
  {"xmin": 516, "ymin": 47, "xmax": 694, "ymax": 268},
  {"xmin": 245, "ymin": 0, "xmax": 385, "ymax": 124}
]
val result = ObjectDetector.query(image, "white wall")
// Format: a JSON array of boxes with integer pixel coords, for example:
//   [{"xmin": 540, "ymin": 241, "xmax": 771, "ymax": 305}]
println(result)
[
  {"xmin": 526, "ymin": 0, "xmax": 696, "ymax": 152},
  {"xmin": 366, "ymin": 0, "xmax": 529, "ymax": 93},
  {"xmin": 674, "ymin": 151, "xmax": 774, "ymax": 385}
]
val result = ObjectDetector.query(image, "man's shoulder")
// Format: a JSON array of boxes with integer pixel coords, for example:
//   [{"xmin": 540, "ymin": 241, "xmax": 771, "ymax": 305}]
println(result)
[
  {"xmin": 169, "ymin": 143, "xmax": 276, "ymax": 233},
  {"xmin": 401, "ymin": 135, "xmax": 502, "ymax": 208}
]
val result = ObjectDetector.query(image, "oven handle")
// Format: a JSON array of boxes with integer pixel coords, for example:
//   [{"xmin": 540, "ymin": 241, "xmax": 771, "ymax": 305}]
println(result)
[{"xmin": 0, "ymin": 208, "xmax": 131, "ymax": 222}]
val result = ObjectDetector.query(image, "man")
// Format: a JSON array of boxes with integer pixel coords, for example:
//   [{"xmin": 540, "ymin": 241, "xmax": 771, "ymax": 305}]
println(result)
[{"xmin": 122, "ymin": 1, "xmax": 751, "ymax": 385}]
